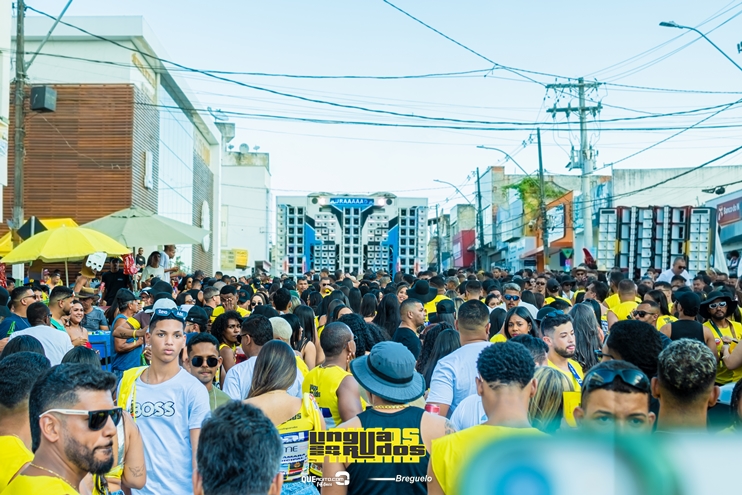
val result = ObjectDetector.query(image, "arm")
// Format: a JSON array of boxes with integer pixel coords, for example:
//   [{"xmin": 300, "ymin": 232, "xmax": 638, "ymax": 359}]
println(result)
[
  {"xmin": 303, "ymin": 341, "xmax": 317, "ymax": 370},
  {"xmin": 219, "ymin": 347, "xmax": 237, "ymax": 388},
  {"xmin": 704, "ymin": 328, "xmax": 719, "ymax": 363},
  {"xmin": 658, "ymin": 323, "xmax": 672, "ymax": 339},
  {"xmin": 190, "ymin": 429, "xmax": 200, "ymax": 474},
  {"xmin": 427, "ymin": 461, "xmax": 445, "ymax": 495},
  {"xmin": 336, "ymin": 376, "xmax": 364, "ymax": 423},
  {"xmin": 321, "ymin": 459, "xmax": 348, "ymax": 495},
  {"xmin": 114, "ymin": 336, "xmax": 144, "ymax": 353},
  {"xmin": 121, "ymin": 412, "xmax": 146, "ymax": 490},
  {"xmin": 426, "ymin": 360, "xmax": 453, "ymax": 418},
  {"xmin": 606, "ymin": 310, "xmax": 618, "ymax": 331},
  {"xmin": 722, "ymin": 343, "xmax": 742, "ymax": 370}
]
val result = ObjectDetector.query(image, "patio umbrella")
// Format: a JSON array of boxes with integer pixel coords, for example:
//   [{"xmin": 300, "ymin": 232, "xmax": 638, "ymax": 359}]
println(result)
[
  {"xmin": 2, "ymin": 226, "xmax": 130, "ymax": 284},
  {"xmin": 83, "ymin": 207, "xmax": 209, "ymax": 247}
]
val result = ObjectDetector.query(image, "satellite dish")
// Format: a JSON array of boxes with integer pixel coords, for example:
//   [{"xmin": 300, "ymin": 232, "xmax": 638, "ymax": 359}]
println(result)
[{"xmin": 239, "ymin": 144, "xmax": 249, "ymax": 153}]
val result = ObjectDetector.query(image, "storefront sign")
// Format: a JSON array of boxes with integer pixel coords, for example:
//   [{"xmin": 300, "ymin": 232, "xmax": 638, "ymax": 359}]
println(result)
[{"xmin": 717, "ymin": 197, "xmax": 742, "ymax": 226}]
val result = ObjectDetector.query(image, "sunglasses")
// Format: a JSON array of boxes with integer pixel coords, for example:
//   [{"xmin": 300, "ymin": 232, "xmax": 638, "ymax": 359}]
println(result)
[
  {"xmin": 535, "ymin": 281, "xmax": 546, "ymax": 286},
  {"xmin": 632, "ymin": 310, "xmax": 658, "ymax": 319},
  {"xmin": 192, "ymin": 356, "xmax": 219, "ymax": 368},
  {"xmin": 594, "ymin": 349, "xmax": 615, "ymax": 360},
  {"xmin": 583, "ymin": 368, "xmax": 651, "ymax": 394},
  {"xmin": 152, "ymin": 308, "xmax": 187, "ymax": 321},
  {"xmin": 503, "ymin": 294, "xmax": 520, "ymax": 301},
  {"xmin": 41, "ymin": 408, "xmax": 123, "ymax": 431},
  {"xmin": 709, "ymin": 301, "xmax": 727, "ymax": 310}
]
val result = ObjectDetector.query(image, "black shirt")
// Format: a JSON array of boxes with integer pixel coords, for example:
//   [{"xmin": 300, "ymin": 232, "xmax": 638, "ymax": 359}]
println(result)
[
  {"xmin": 669, "ymin": 319, "xmax": 706, "ymax": 343},
  {"xmin": 392, "ymin": 326, "xmax": 421, "ymax": 360},
  {"xmin": 102, "ymin": 270, "xmax": 132, "ymax": 304},
  {"xmin": 135, "ymin": 255, "xmax": 146, "ymax": 271}
]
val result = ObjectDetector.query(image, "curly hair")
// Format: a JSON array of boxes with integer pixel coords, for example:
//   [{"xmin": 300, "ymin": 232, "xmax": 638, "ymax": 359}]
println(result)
[
  {"xmin": 477, "ymin": 341, "xmax": 535, "ymax": 387},
  {"xmin": 338, "ymin": 313, "xmax": 383, "ymax": 358},
  {"xmin": 210, "ymin": 311, "xmax": 243, "ymax": 346},
  {"xmin": 605, "ymin": 320, "xmax": 662, "ymax": 379},
  {"xmin": 657, "ymin": 339, "xmax": 716, "ymax": 401}
]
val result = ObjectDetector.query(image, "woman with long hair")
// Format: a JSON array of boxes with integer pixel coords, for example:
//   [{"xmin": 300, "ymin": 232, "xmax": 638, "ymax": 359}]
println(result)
[
  {"xmin": 422, "ymin": 328, "xmax": 460, "ymax": 390},
  {"xmin": 372, "ymin": 293, "xmax": 401, "ymax": 338},
  {"xmin": 644, "ymin": 289, "xmax": 677, "ymax": 329},
  {"xmin": 348, "ymin": 288, "xmax": 362, "ymax": 314},
  {"xmin": 140, "ymin": 251, "xmax": 163, "ymax": 287},
  {"xmin": 339, "ymin": 313, "xmax": 383, "ymax": 358},
  {"xmin": 490, "ymin": 306, "xmax": 539, "ymax": 342},
  {"xmin": 307, "ymin": 291, "xmax": 323, "ymax": 314},
  {"xmin": 360, "ymin": 293, "xmax": 378, "ymax": 323},
  {"xmin": 417, "ymin": 323, "xmax": 451, "ymax": 376},
  {"xmin": 570, "ymin": 303, "xmax": 602, "ymax": 372},
  {"xmin": 65, "ymin": 299, "xmax": 90, "ymax": 348},
  {"xmin": 177, "ymin": 275, "xmax": 193, "ymax": 293},
  {"xmin": 245, "ymin": 341, "xmax": 325, "ymax": 495},
  {"xmin": 317, "ymin": 290, "xmax": 348, "ymax": 324},
  {"xmin": 294, "ymin": 305, "xmax": 321, "ymax": 368},
  {"xmin": 396, "ymin": 283, "xmax": 410, "ymax": 305},
  {"xmin": 528, "ymin": 366, "xmax": 574, "ymax": 434},
  {"xmin": 175, "ymin": 291, "xmax": 195, "ymax": 307},
  {"xmin": 488, "ymin": 307, "xmax": 507, "ymax": 340},
  {"xmin": 210, "ymin": 311, "xmax": 242, "ymax": 387}
]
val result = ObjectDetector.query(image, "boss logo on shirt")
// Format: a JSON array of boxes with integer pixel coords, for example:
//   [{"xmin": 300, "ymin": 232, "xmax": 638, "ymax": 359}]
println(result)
[{"xmin": 133, "ymin": 401, "xmax": 176, "ymax": 418}]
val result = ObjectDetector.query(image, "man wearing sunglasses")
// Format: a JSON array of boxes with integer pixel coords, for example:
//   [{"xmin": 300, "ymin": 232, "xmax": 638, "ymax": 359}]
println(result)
[
  {"xmin": 700, "ymin": 290, "xmax": 742, "ymax": 386},
  {"xmin": 117, "ymin": 307, "xmax": 210, "ymax": 495},
  {"xmin": 573, "ymin": 360, "xmax": 655, "ymax": 433},
  {"xmin": 187, "ymin": 333, "xmax": 231, "ymax": 411},
  {"xmin": 0, "ymin": 286, "xmax": 38, "ymax": 342},
  {"xmin": 656, "ymin": 256, "xmax": 691, "ymax": 287},
  {"xmin": 5, "ymin": 363, "xmax": 119, "ymax": 494}
]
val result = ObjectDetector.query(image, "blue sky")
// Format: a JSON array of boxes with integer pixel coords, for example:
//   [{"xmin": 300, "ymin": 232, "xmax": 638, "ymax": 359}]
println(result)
[{"xmin": 26, "ymin": 0, "xmax": 742, "ymax": 210}]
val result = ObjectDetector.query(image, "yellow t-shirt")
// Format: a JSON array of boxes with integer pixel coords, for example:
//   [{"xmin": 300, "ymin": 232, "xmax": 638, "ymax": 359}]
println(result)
[
  {"xmin": 490, "ymin": 333, "xmax": 507, "ymax": 343},
  {"xmin": 705, "ymin": 319, "xmax": 742, "ymax": 385},
  {"xmin": 0, "ymin": 436, "xmax": 33, "ymax": 492},
  {"xmin": 431, "ymin": 425, "xmax": 545, "ymax": 495},
  {"xmin": 3, "ymin": 474, "xmax": 79, "ymax": 495},
  {"xmin": 656, "ymin": 315, "xmax": 677, "ymax": 330},
  {"xmin": 548, "ymin": 359, "xmax": 584, "ymax": 392},
  {"xmin": 610, "ymin": 301, "xmax": 639, "ymax": 322},
  {"xmin": 605, "ymin": 294, "xmax": 642, "ymax": 310},
  {"xmin": 302, "ymin": 364, "xmax": 366, "ymax": 428},
  {"xmin": 424, "ymin": 295, "xmax": 450, "ymax": 322},
  {"xmin": 277, "ymin": 393, "xmax": 324, "ymax": 481},
  {"xmin": 544, "ymin": 296, "xmax": 572, "ymax": 306},
  {"xmin": 210, "ymin": 305, "xmax": 249, "ymax": 322}
]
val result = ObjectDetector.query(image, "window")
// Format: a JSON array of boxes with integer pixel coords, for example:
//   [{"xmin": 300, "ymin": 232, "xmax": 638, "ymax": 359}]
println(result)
[
  {"xmin": 401, "ymin": 209, "xmax": 407, "ymax": 216},
  {"xmin": 298, "ymin": 208, "xmax": 304, "ymax": 215},
  {"xmin": 401, "ymin": 248, "xmax": 406, "ymax": 255},
  {"xmin": 289, "ymin": 227, "xmax": 295, "ymax": 235},
  {"xmin": 401, "ymin": 229, "xmax": 407, "ymax": 236},
  {"xmin": 410, "ymin": 219, "xmax": 415, "ymax": 226},
  {"xmin": 298, "ymin": 227, "xmax": 303, "ymax": 234},
  {"xmin": 353, "ymin": 218, "xmax": 359, "ymax": 225},
  {"xmin": 401, "ymin": 219, "xmax": 407, "ymax": 226},
  {"xmin": 354, "ymin": 228, "xmax": 359, "ymax": 235},
  {"xmin": 353, "ymin": 247, "xmax": 359, "ymax": 254},
  {"xmin": 288, "ymin": 247, "xmax": 294, "ymax": 254},
  {"xmin": 345, "ymin": 227, "xmax": 350, "ymax": 235},
  {"xmin": 289, "ymin": 208, "xmax": 295, "ymax": 215},
  {"xmin": 289, "ymin": 217, "xmax": 294, "ymax": 225},
  {"xmin": 297, "ymin": 247, "xmax": 303, "ymax": 254}
]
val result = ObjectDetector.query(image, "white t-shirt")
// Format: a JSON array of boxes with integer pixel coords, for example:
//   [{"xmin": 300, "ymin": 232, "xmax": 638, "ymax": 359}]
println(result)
[
  {"xmin": 9, "ymin": 325, "xmax": 73, "ymax": 365},
  {"xmin": 141, "ymin": 265, "xmax": 165, "ymax": 282},
  {"xmin": 223, "ymin": 356, "xmax": 303, "ymax": 400},
  {"xmin": 159, "ymin": 251, "xmax": 171, "ymax": 269},
  {"xmin": 518, "ymin": 301, "xmax": 539, "ymax": 320},
  {"xmin": 656, "ymin": 268, "xmax": 691, "ymax": 286},
  {"xmin": 128, "ymin": 369, "xmax": 210, "ymax": 495},
  {"xmin": 450, "ymin": 394, "xmax": 487, "ymax": 431},
  {"xmin": 426, "ymin": 341, "xmax": 491, "ymax": 416}
]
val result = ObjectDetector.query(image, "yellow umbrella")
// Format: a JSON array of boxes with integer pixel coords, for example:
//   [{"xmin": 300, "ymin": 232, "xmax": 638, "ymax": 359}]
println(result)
[
  {"xmin": 2, "ymin": 226, "xmax": 130, "ymax": 284},
  {"xmin": 0, "ymin": 218, "xmax": 80, "ymax": 257}
]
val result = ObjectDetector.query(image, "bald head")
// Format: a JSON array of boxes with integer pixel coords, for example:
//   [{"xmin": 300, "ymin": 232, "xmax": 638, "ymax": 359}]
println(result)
[{"xmin": 320, "ymin": 322, "xmax": 353, "ymax": 358}]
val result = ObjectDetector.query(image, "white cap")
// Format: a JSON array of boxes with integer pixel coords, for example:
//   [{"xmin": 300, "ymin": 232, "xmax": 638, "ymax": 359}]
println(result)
[{"xmin": 145, "ymin": 297, "xmax": 177, "ymax": 314}]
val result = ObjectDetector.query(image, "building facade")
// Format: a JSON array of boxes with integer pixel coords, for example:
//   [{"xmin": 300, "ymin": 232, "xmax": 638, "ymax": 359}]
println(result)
[
  {"xmin": 8, "ymin": 16, "xmax": 220, "ymax": 272},
  {"xmin": 276, "ymin": 193, "xmax": 428, "ymax": 275}
]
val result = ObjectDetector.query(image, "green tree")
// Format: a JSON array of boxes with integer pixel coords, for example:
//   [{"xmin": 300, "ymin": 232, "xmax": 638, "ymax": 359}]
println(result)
[{"xmin": 504, "ymin": 178, "xmax": 565, "ymax": 230}]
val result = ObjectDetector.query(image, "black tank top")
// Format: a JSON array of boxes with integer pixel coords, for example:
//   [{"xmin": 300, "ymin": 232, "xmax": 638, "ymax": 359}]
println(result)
[
  {"xmin": 345, "ymin": 407, "xmax": 429, "ymax": 495},
  {"xmin": 670, "ymin": 320, "xmax": 705, "ymax": 343}
]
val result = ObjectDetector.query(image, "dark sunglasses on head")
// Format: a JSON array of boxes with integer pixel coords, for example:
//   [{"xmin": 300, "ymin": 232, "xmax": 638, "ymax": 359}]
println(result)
[
  {"xmin": 504, "ymin": 294, "xmax": 520, "ymax": 301},
  {"xmin": 542, "ymin": 310, "xmax": 565, "ymax": 319},
  {"xmin": 709, "ymin": 301, "xmax": 727, "ymax": 310},
  {"xmin": 152, "ymin": 308, "xmax": 187, "ymax": 321},
  {"xmin": 583, "ymin": 368, "xmax": 651, "ymax": 394},
  {"xmin": 41, "ymin": 407, "xmax": 123, "ymax": 431},
  {"xmin": 192, "ymin": 356, "xmax": 219, "ymax": 368}
]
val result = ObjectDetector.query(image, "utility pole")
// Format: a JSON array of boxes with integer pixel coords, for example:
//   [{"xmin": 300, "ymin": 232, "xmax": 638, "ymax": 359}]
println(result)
[
  {"xmin": 537, "ymin": 128, "xmax": 548, "ymax": 270},
  {"xmin": 475, "ymin": 167, "xmax": 485, "ymax": 272},
  {"xmin": 435, "ymin": 204, "xmax": 441, "ymax": 272},
  {"xmin": 12, "ymin": 0, "xmax": 25, "ymax": 238},
  {"xmin": 546, "ymin": 77, "xmax": 601, "ymax": 264}
]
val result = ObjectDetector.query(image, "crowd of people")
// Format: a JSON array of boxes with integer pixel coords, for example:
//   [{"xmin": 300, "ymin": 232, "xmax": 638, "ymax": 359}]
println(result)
[{"xmin": 0, "ymin": 253, "xmax": 741, "ymax": 495}]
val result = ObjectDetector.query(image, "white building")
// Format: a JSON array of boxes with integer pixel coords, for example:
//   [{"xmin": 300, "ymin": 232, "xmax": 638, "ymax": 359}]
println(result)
[{"xmin": 276, "ymin": 193, "xmax": 428, "ymax": 276}]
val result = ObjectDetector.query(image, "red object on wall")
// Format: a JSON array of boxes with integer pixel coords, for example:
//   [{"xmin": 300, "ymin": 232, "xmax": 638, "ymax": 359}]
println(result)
[{"xmin": 453, "ymin": 230, "xmax": 476, "ymax": 268}]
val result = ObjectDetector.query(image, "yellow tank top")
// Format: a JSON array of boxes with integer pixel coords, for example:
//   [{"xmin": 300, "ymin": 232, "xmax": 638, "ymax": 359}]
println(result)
[
  {"xmin": 490, "ymin": 333, "xmax": 507, "ymax": 343},
  {"xmin": 705, "ymin": 320, "xmax": 742, "ymax": 384},
  {"xmin": 277, "ymin": 393, "xmax": 324, "ymax": 481},
  {"xmin": 431, "ymin": 425, "xmax": 545, "ymax": 495},
  {"xmin": 611, "ymin": 301, "xmax": 638, "ymax": 322},
  {"xmin": 656, "ymin": 315, "xmax": 677, "ymax": 330},
  {"xmin": 295, "ymin": 355, "xmax": 309, "ymax": 377},
  {"xmin": 302, "ymin": 364, "xmax": 366, "ymax": 428},
  {"xmin": 424, "ymin": 295, "xmax": 450, "ymax": 322},
  {"xmin": 544, "ymin": 296, "xmax": 572, "ymax": 306},
  {"xmin": 0, "ymin": 436, "xmax": 33, "ymax": 492},
  {"xmin": 2, "ymin": 474, "xmax": 79, "ymax": 495}
]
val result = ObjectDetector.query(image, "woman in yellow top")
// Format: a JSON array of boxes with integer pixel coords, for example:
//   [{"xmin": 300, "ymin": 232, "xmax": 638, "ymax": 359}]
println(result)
[
  {"xmin": 211, "ymin": 311, "xmax": 242, "ymax": 387},
  {"xmin": 490, "ymin": 307, "xmax": 539, "ymax": 343},
  {"xmin": 644, "ymin": 290, "xmax": 677, "ymax": 330},
  {"xmin": 244, "ymin": 340, "xmax": 325, "ymax": 494}
]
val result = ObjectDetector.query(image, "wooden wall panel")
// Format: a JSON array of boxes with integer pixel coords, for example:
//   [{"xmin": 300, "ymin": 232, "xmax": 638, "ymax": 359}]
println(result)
[
  {"xmin": 5, "ymin": 84, "xmax": 135, "ymax": 235},
  {"xmin": 131, "ymin": 87, "xmax": 159, "ymax": 213},
  {"xmin": 192, "ymin": 150, "xmax": 214, "ymax": 274}
]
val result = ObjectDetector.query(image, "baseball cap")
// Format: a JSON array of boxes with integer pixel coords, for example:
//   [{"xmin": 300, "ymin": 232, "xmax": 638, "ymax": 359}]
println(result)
[
  {"xmin": 186, "ymin": 306, "xmax": 209, "ymax": 329},
  {"xmin": 115, "ymin": 289, "xmax": 137, "ymax": 304}
]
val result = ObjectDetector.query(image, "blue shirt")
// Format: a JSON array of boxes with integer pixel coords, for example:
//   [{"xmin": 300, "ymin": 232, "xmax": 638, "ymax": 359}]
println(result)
[
  {"xmin": 0, "ymin": 314, "xmax": 31, "ymax": 339},
  {"xmin": 110, "ymin": 314, "xmax": 143, "ymax": 372}
]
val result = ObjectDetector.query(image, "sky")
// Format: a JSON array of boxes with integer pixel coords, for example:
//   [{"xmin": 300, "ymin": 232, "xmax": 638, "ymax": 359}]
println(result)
[{"xmin": 25, "ymin": 0, "xmax": 742, "ymax": 212}]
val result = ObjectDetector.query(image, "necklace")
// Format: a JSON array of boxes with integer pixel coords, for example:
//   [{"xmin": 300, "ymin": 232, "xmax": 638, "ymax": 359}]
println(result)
[
  {"xmin": 29, "ymin": 463, "xmax": 78, "ymax": 489},
  {"xmin": 373, "ymin": 404, "xmax": 409, "ymax": 410}
]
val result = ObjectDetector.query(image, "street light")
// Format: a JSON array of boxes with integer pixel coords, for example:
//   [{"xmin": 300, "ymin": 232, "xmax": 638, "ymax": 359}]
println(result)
[
  {"xmin": 433, "ymin": 179, "xmax": 473, "ymax": 206},
  {"xmin": 659, "ymin": 21, "xmax": 742, "ymax": 73},
  {"xmin": 476, "ymin": 145, "xmax": 531, "ymax": 175}
]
